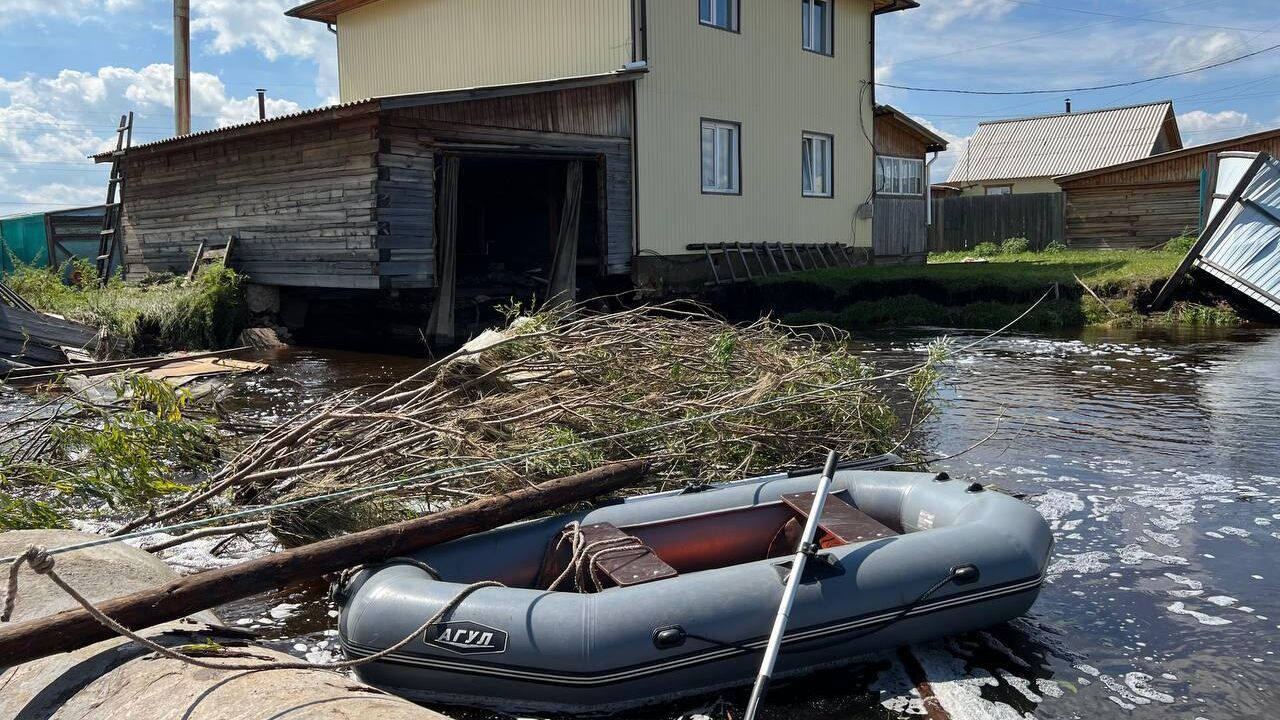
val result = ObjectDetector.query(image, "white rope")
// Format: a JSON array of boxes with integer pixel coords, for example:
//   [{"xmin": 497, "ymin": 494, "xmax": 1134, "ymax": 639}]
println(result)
[
  {"xmin": 1, "ymin": 544, "xmax": 501, "ymax": 672},
  {"xmin": 1, "ymin": 286, "xmax": 1054, "ymax": 567}
]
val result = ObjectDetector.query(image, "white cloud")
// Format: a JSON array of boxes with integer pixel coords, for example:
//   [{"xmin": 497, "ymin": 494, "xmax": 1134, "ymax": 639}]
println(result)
[
  {"xmin": 1150, "ymin": 31, "xmax": 1244, "ymax": 74},
  {"xmin": 1178, "ymin": 109, "xmax": 1253, "ymax": 145},
  {"xmin": 919, "ymin": 0, "xmax": 1016, "ymax": 31},
  {"xmin": 0, "ymin": 64, "xmax": 304, "ymax": 214},
  {"xmin": 192, "ymin": 0, "xmax": 330, "ymax": 62},
  {"xmin": 906, "ymin": 115, "xmax": 970, "ymax": 182},
  {"xmin": 191, "ymin": 0, "xmax": 338, "ymax": 102},
  {"xmin": 0, "ymin": 0, "xmax": 140, "ymax": 25}
]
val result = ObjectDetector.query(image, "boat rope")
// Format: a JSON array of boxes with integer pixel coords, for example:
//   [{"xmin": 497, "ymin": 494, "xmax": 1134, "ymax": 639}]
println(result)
[
  {"xmin": 546, "ymin": 522, "xmax": 656, "ymax": 593},
  {"xmin": 1, "ymin": 286, "xmax": 1054, "ymax": 569},
  {"xmin": 1, "ymin": 543, "xmax": 503, "ymax": 673}
]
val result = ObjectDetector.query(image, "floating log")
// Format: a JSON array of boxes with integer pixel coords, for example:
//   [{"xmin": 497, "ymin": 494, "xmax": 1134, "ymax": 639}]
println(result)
[
  {"xmin": 0, "ymin": 460, "xmax": 649, "ymax": 669},
  {"xmin": 0, "ymin": 529, "xmax": 452, "ymax": 720}
]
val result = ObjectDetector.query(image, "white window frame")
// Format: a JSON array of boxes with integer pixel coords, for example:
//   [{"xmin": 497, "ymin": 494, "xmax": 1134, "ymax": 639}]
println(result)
[
  {"xmin": 875, "ymin": 156, "xmax": 924, "ymax": 196},
  {"xmin": 985, "ymin": 185, "xmax": 1013, "ymax": 196},
  {"xmin": 701, "ymin": 119, "xmax": 741, "ymax": 195},
  {"xmin": 801, "ymin": 0, "xmax": 833, "ymax": 55},
  {"xmin": 802, "ymin": 132, "xmax": 834, "ymax": 198},
  {"xmin": 699, "ymin": 0, "xmax": 739, "ymax": 32}
]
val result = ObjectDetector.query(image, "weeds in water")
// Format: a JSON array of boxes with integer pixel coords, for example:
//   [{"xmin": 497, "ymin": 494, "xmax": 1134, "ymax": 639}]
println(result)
[{"xmin": 0, "ymin": 374, "xmax": 220, "ymax": 530}]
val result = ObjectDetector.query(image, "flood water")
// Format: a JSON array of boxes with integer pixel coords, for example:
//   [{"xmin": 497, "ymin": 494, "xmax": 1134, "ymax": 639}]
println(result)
[{"xmin": 11, "ymin": 326, "xmax": 1280, "ymax": 719}]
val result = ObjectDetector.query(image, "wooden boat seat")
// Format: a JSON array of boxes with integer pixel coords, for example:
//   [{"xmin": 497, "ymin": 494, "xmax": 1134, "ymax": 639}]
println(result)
[
  {"xmin": 780, "ymin": 492, "xmax": 898, "ymax": 550},
  {"xmin": 538, "ymin": 521, "xmax": 678, "ymax": 590}
]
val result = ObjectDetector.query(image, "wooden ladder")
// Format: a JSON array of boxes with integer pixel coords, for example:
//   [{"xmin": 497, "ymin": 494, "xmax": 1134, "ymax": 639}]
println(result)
[{"xmin": 96, "ymin": 112, "xmax": 133, "ymax": 285}]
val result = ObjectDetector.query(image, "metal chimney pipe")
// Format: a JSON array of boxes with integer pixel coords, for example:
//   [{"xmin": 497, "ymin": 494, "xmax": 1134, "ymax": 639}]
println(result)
[
  {"xmin": 256, "ymin": 89, "xmax": 267, "ymax": 120},
  {"xmin": 1065, "ymin": 98, "xmax": 1072, "ymax": 114},
  {"xmin": 174, "ymin": 0, "xmax": 191, "ymax": 136}
]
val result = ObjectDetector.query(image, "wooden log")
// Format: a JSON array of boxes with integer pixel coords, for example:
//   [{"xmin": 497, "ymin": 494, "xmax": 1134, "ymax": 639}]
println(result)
[
  {"xmin": 0, "ymin": 529, "xmax": 452, "ymax": 720},
  {"xmin": 0, "ymin": 460, "xmax": 649, "ymax": 668}
]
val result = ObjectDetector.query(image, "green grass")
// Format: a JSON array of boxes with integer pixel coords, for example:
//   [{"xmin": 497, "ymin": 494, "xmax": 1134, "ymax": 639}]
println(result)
[
  {"xmin": 736, "ymin": 247, "xmax": 1241, "ymax": 331},
  {"xmin": 5, "ymin": 260, "xmax": 247, "ymax": 353}
]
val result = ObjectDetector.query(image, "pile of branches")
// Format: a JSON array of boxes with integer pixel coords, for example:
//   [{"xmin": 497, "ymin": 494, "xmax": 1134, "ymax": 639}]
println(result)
[{"xmin": 122, "ymin": 303, "xmax": 921, "ymax": 543}]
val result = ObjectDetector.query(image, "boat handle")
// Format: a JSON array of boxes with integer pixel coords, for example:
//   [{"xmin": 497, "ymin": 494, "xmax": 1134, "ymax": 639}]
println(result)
[{"xmin": 652, "ymin": 625, "xmax": 687, "ymax": 650}]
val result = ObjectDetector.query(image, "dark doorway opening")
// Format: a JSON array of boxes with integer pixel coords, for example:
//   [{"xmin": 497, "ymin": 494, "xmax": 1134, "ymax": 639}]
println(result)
[{"xmin": 452, "ymin": 154, "xmax": 602, "ymax": 307}]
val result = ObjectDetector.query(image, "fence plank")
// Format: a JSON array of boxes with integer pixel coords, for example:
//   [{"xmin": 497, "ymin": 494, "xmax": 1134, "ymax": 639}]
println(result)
[{"xmin": 927, "ymin": 192, "xmax": 1063, "ymax": 253}]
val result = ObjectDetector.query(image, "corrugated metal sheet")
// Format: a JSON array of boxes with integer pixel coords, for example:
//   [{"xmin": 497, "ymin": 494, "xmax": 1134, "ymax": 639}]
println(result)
[
  {"xmin": 1195, "ymin": 152, "xmax": 1280, "ymax": 315},
  {"xmin": 948, "ymin": 101, "xmax": 1174, "ymax": 185}
]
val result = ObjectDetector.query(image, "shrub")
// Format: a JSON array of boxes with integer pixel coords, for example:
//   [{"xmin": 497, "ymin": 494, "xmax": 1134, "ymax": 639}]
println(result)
[
  {"xmin": 972, "ymin": 242, "xmax": 1001, "ymax": 257},
  {"xmin": 1165, "ymin": 232, "xmax": 1198, "ymax": 255},
  {"xmin": 1000, "ymin": 237, "xmax": 1031, "ymax": 254},
  {"xmin": 1043, "ymin": 241, "xmax": 1068, "ymax": 254}
]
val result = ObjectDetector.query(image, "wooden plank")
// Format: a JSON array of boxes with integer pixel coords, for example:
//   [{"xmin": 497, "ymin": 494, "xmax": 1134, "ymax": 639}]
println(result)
[{"xmin": 782, "ymin": 492, "xmax": 898, "ymax": 547}]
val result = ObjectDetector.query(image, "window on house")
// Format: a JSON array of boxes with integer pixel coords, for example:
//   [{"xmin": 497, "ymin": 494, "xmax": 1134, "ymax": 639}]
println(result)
[
  {"xmin": 802, "ymin": 132, "xmax": 833, "ymax": 197},
  {"xmin": 701, "ymin": 119, "xmax": 741, "ymax": 194},
  {"xmin": 875, "ymin": 156, "xmax": 924, "ymax": 196},
  {"xmin": 802, "ymin": 0, "xmax": 833, "ymax": 55},
  {"xmin": 699, "ymin": 0, "xmax": 739, "ymax": 31},
  {"xmin": 985, "ymin": 185, "xmax": 1012, "ymax": 196}
]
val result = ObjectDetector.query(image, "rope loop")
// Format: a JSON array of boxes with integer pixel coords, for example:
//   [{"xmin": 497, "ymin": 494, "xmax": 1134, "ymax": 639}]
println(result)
[{"xmin": 3, "ymin": 544, "xmax": 56, "ymax": 623}]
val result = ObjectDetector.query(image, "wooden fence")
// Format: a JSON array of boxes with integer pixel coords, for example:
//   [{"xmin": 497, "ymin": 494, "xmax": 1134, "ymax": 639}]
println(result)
[{"xmin": 928, "ymin": 192, "xmax": 1064, "ymax": 253}]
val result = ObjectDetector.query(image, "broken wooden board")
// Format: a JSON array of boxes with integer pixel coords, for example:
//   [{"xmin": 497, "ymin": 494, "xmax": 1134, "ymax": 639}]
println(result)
[
  {"xmin": 143, "ymin": 357, "xmax": 269, "ymax": 382},
  {"xmin": 0, "ymin": 304, "xmax": 102, "ymax": 369}
]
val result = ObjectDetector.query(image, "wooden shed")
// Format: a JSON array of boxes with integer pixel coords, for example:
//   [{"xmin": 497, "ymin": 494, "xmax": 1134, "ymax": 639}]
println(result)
[
  {"xmin": 873, "ymin": 105, "xmax": 948, "ymax": 262},
  {"xmin": 96, "ymin": 72, "xmax": 639, "ymax": 306},
  {"xmin": 1056, "ymin": 126, "xmax": 1280, "ymax": 249}
]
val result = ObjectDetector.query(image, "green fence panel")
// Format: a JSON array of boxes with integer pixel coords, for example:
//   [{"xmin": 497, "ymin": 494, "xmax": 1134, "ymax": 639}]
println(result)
[{"xmin": 0, "ymin": 214, "xmax": 51, "ymax": 276}]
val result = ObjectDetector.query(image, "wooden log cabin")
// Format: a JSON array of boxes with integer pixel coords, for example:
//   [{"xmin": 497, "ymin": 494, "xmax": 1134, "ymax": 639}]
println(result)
[
  {"xmin": 1056, "ymin": 126, "xmax": 1280, "ymax": 249},
  {"xmin": 95, "ymin": 73, "xmax": 638, "ymax": 306}
]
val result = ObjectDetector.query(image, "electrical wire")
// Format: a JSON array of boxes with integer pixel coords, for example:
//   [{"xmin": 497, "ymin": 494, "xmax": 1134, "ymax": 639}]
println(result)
[{"xmin": 877, "ymin": 42, "xmax": 1280, "ymax": 95}]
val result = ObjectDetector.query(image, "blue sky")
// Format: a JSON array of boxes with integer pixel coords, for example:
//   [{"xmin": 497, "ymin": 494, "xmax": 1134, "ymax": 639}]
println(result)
[{"xmin": 0, "ymin": 0, "xmax": 1277, "ymax": 215}]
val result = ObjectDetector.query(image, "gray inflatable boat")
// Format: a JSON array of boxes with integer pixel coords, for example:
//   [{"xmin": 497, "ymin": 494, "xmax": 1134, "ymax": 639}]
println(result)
[{"xmin": 337, "ymin": 469, "xmax": 1052, "ymax": 715}]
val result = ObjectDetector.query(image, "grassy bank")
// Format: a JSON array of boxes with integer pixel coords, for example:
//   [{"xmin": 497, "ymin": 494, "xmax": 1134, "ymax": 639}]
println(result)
[
  {"xmin": 733, "ymin": 246, "xmax": 1241, "ymax": 331},
  {"xmin": 5, "ymin": 261, "xmax": 247, "ymax": 353}
]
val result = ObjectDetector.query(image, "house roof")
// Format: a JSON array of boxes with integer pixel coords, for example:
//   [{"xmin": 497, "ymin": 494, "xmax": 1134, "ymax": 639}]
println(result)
[
  {"xmin": 1055, "ymin": 125, "xmax": 1280, "ymax": 184},
  {"xmin": 947, "ymin": 101, "xmax": 1181, "ymax": 185},
  {"xmin": 287, "ymin": 0, "xmax": 918, "ymax": 23},
  {"xmin": 93, "ymin": 69, "xmax": 645, "ymax": 161},
  {"xmin": 875, "ymin": 104, "xmax": 948, "ymax": 152}
]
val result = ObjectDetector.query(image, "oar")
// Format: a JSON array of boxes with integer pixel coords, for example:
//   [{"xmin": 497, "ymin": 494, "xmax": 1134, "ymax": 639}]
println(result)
[{"xmin": 743, "ymin": 449, "xmax": 840, "ymax": 720}]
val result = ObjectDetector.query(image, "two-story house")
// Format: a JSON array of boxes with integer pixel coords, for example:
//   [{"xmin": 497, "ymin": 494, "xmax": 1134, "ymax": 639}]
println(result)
[{"xmin": 101, "ymin": 0, "xmax": 917, "ymax": 340}]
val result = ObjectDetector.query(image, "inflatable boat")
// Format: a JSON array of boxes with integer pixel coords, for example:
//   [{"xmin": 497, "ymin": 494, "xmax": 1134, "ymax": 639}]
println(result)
[{"xmin": 336, "ymin": 468, "xmax": 1053, "ymax": 714}]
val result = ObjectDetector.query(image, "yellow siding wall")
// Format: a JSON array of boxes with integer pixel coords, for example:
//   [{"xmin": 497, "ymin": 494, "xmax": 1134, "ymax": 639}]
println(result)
[
  {"xmin": 337, "ymin": 0, "xmax": 632, "ymax": 101},
  {"xmin": 635, "ymin": 0, "xmax": 876, "ymax": 254},
  {"xmin": 958, "ymin": 177, "xmax": 1063, "ymax": 196}
]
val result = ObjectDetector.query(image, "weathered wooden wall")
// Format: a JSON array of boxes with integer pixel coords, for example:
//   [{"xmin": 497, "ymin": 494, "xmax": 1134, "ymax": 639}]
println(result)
[
  {"xmin": 1059, "ymin": 133, "xmax": 1280, "ymax": 249},
  {"xmin": 928, "ymin": 192, "xmax": 1064, "ymax": 252},
  {"xmin": 873, "ymin": 197, "xmax": 927, "ymax": 259},
  {"xmin": 384, "ymin": 83, "xmax": 635, "ymax": 277},
  {"xmin": 119, "ymin": 83, "xmax": 636, "ymax": 290},
  {"xmin": 875, "ymin": 117, "xmax": 928, "ymax": 159},
  {"xmin": 1064, "ymin": 183, "xmax": 1200, "ymax": 249},
  {"xmin": 121, "ymin": 115, "xmax": 385, "ymax": 289}
]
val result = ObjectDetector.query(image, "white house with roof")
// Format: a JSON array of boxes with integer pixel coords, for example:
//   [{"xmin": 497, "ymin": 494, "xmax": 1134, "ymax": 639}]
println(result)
[{"xmin": 947, "ymin": 101, "xmax": 1183, "ymax": 196}]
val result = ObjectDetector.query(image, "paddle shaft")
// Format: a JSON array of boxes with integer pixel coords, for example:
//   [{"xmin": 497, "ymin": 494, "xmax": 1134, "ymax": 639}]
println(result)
[{"xmin": 743, "ymin": 450, "xmax": 839, "ymax": 720}]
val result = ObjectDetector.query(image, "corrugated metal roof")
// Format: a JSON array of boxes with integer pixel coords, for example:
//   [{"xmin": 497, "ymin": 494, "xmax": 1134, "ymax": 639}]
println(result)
[{"xmin": 948, "ymin": 101, "xmax": 1176, "ymax": 185}]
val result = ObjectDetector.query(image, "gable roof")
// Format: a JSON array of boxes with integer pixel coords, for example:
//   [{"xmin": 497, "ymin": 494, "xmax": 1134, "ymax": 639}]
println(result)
[
  {"xmin": 947, "ymin": 101, "xmax": 1181, "ymax": 185},
  {"xmin": 1055, "ymin": 125, "xmax": 1280, "ymax": 184},
  {"xmin": 287, "ymin": 0, "xmax": 918, "ymax": 24},
  {"xmin": 875, "ymin": 105, "xmax": 948, "ymax": 152}
]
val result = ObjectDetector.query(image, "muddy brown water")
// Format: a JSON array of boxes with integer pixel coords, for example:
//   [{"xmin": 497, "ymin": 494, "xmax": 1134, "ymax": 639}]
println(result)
[{"xmin": 6, "ymin": 328, "xmax": 1280, "ymax": 719}]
